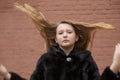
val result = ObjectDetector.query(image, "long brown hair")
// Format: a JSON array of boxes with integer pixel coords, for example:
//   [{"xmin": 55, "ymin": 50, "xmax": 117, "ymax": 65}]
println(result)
[{"xmin": 15, "ymin": 3, "xmax": 115, "ymax": 51}]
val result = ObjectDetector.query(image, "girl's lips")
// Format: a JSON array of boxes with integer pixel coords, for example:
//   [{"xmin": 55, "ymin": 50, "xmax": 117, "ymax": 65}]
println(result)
[{"xmin": 63, "ymin": 40, "xmax": 69, "ymax": 42}]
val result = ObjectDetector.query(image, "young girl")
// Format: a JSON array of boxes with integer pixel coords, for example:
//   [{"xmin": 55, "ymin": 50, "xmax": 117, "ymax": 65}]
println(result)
[{"xmin": 0, "ymin": 3, "xmax": 120, "ymax": 80}]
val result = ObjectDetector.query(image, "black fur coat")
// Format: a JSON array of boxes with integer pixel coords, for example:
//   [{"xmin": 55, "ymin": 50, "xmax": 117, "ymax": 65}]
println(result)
[
  {"xmin": 30, "ymin": 45, "xmax": 100, "ymax": 80},
  {"xmin": 8, "ymin": 45, "xmax": 120, "ymax": 80}
]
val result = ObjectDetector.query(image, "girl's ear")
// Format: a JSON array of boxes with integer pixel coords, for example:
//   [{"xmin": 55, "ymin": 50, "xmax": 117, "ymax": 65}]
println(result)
[
  {"xmin": 75, "ymin": 35, "xmax": 79, "ymax": 42},
  {"xmin": 55, "ymin": 38, "xmax": 57, "ymax": 43}
]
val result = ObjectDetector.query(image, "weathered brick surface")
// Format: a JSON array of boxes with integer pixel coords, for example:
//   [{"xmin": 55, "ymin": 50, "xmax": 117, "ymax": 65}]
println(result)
[{"xmin": 0, "ymin": 0, "xmax": 120, "ymax": 79}]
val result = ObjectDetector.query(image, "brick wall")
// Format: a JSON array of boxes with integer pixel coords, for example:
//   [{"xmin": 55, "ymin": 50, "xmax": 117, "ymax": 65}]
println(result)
[{"xmin": 0, "ymin": 0, "xmax": 120, "ymax": 79}]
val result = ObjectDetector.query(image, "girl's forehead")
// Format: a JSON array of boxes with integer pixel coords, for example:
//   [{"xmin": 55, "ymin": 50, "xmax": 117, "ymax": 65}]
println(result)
[{"xmin": 56, "ymin": 23, "xmax": 74, "ymax": 30}]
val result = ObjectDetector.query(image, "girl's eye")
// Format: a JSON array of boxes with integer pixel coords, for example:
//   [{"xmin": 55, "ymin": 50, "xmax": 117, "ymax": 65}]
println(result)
[
  {"xmin": 58, "ymin": 32, "xmax": 63, "ymax": 34},
  {"xmin": 68, "ymin": 31, "xmax": 72, "ymax": 33}
]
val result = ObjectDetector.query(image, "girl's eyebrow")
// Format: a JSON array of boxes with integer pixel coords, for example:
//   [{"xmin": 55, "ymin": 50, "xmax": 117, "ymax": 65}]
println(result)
[
  {"xmin": 57, "ymin": 30, "xmax": 63, "ymax": 33},
  {"xmin": 66, "ymin": 29, "xmax": 73, "ymax": 31}
]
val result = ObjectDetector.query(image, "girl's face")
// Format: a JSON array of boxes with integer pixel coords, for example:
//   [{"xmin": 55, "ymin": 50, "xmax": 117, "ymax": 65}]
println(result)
[{"xmin": 56, "ymin": 23, "xmax": 78, "ymax": 49}]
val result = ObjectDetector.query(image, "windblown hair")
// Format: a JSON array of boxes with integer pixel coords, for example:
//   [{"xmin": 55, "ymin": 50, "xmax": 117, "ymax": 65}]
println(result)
[{"xmin": 15, "ymin": 3, "xmax": 115, "ymax": 51}]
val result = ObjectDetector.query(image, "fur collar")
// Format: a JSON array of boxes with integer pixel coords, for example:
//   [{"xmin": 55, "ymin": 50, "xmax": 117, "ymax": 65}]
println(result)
[{"xmin": 44, "ymin": 45, "xmax": 91, "ymax": 72}]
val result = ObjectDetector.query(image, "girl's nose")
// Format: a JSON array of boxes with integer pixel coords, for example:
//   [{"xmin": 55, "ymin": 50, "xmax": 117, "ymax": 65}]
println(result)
[{"xmin": 63, "ymin": 32, "xmax": 67, "ymax": 37}]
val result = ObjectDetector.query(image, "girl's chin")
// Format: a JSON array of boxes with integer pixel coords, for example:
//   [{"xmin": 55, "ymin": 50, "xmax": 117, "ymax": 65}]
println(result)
[{"xmin": 61, "ymin": 45, "xmax": 73, "ymax": 48}]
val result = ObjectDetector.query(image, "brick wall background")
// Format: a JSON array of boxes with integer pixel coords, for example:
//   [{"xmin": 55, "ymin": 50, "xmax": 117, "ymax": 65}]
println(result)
[{"xmin": 0, "ymin": 0, "xmax": 120, "ymax": 79}]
